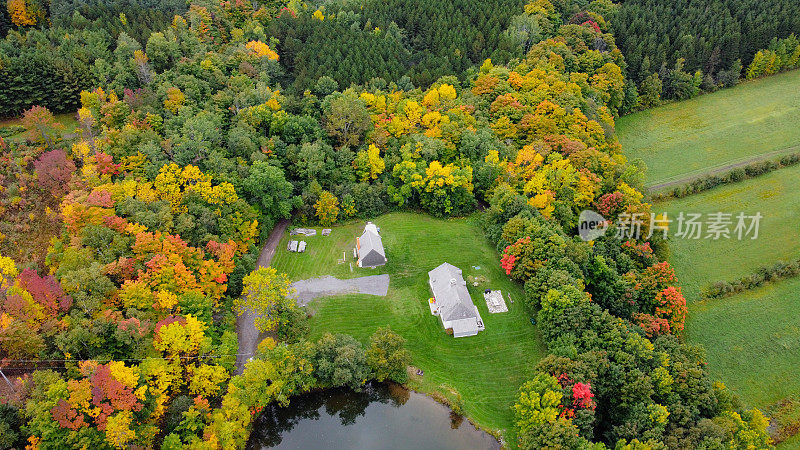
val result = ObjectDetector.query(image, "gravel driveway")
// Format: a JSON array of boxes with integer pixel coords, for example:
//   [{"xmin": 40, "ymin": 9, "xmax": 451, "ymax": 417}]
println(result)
[
  {"xmin": 235, "ymin": 219, "xmax": 289, "ymax": 374},
  {"xmin": 290, "ymin": 274, "xmax": 390, "ymax": 307},
  {"xmin": 235, "ymin": 219, "xmax": 389, "ymax": 374}
]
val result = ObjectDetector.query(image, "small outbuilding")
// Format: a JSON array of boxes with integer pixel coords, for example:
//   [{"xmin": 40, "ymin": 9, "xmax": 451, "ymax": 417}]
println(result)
[
  {"xmin": 356, "ymin": 222, "xmax": 387, "ymax": 268},
  {"xmin": 428, "ymin": 263, "xmax": 484, "ymax": 338}
]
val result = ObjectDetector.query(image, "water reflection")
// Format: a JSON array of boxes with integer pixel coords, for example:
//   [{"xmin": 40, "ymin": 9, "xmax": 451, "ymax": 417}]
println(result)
[{"xmin": 247, "ymin": 383, "xmax": 499, "ymax": 449}]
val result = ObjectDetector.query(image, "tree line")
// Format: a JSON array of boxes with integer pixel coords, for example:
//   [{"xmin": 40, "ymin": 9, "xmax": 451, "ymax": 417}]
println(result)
[{"xmin": 611, "ymin": 0, "xmax": 800, "ymax": 101}]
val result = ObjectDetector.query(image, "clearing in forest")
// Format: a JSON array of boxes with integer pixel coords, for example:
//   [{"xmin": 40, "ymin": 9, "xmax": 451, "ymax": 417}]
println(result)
[{"xmin": 269, "ymin": 212, "xmax": 544, "ymax": 438}]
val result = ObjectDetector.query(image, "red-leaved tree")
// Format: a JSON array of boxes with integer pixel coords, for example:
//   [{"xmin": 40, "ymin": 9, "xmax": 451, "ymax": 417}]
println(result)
[{"xmin": 34, "ymin": 149, "xmax": 75, "ymax": 198}]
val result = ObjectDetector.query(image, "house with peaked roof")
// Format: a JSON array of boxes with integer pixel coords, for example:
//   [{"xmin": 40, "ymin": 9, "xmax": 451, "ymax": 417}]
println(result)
[
  {"xmin": 428, "ymin": 263, "xmax": 484, "ymax": 338},
  {"xmin": 357, "ymin": 222, "xmax": 387, "ymax": 268}
]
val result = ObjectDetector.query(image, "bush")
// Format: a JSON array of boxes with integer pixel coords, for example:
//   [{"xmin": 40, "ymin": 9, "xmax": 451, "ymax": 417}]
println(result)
[
  {"xmin": 651, "ymin": 153, "xmax": 800, "ymax": 201},
  {"xmin": 703, "ymin": 258, "xmax": 800, "ymax": 299},
  {"xmin": 0, "ymin": 125, "xmax": 24, "ymax": 138}
]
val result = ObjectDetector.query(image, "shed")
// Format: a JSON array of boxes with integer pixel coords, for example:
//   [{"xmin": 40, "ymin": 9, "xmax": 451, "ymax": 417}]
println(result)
[{"xmin": 356, "ymin": 222, "xmax": 387, "ymax": 268}]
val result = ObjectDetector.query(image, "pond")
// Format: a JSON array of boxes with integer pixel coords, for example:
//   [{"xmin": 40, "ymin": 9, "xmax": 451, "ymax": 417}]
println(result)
[{"xmin": 247, "ymin": 383, "xmax": 501, "ymax": 449}]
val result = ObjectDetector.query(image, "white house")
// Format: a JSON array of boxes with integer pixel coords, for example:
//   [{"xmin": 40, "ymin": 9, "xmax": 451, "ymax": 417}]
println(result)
[
  {"xmin": 357, "ymin": 222, "xmax": 387, "ymax": 268},
  {"xmin": 428, "ymin": 263, "xmax": 484, "ymax": 338}
]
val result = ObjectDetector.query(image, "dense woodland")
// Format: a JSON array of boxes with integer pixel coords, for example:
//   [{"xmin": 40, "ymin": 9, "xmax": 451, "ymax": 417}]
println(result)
[
  {"xmin": 0, "ymin": 0, "xmax": 787, "ymax": 448},
  {"xmin": 611, "ymin": 0, "xmax": 800, "ymax": 99},
  {"xmin": 267, "ymin": 0, "xmax": 524, "ymax": 89}
]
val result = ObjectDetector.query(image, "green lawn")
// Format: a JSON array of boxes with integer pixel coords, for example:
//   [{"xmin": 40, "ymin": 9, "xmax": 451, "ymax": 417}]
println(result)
[
  {"xmin": 660, "ymin": 163, "xmax": 800, "ymax": 302},
  {"xmin": 775, "ymin": 434, "xmax": 800, "ymax": 450},
  {"xmin": 270, "ymin": 212, "xmax": 545, "ymax": 439},
  {"xmin": 618, "ymin": 69, "xmax": 800, "ymax": 186},
  {"xmin": 778, "ymin": 433, "xmax": 800, "ymax": 449},
  {"xmin": 686, "ymin": 277, "xmax": 800, "ymax": 409}
]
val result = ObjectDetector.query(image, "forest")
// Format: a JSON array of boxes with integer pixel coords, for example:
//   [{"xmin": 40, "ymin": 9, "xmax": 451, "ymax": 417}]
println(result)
[
  {"xmin": 611, "ymin": 0, "xmax": 800, "ymax": 99},
  {"xmin": 0, "ymin": 0, "xmax": 793, "ymax": 448}
]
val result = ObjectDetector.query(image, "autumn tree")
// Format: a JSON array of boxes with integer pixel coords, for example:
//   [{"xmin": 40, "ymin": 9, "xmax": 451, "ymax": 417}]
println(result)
[
  {"xmin": 34, "ymin": 149, "xmax": 76, "ymax": 198},
  {"xmin": 7, "ymin": 0, "xmax": 43, "ymax": 26},
  {"xmin": 417, "ymin": 160, "xmax": 474, "ymax": 216},
  {"xmin": 163, "ymin": 87, "xmax": 185, "ymax": 113},
  {"xmin": 22, "ymin": 105, "xmax": 64, "ymax": 147},
  {"xmin": 245, "ymin": 40, "xmax": 279, "ymax": 60},
  {"xmin": 353, "ymin": 144, "xmax": 385, "ymax": 182},
  {"xmin": 513, "ymin": 373, "xmax": 565, "ymax": 435},
  {"xmin": 314, "ymin": 190, "xmax": 340, "ymax": 226},
  {"xmin": 236, "ymin": 267, "xmax": 295, "ymax": 334}
]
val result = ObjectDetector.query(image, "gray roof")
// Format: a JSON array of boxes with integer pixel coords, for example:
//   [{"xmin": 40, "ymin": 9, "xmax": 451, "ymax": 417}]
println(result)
[
  {"xmin": 358, "ymin": 227, "xmax": 386, "ymax": 267},
  {"xmin": 428, "ymin": 263, "xmax": 478, "ymax": 322}
]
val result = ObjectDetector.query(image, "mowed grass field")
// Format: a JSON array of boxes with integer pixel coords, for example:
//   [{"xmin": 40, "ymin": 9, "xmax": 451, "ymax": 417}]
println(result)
[
  {"xmin": 660, "ymin": 163, "xmax": 800, "ymax": 302},
  {"xmin": 686, "ymin": 277, "xmax": 800, "ymax": 409},
  {"xmin": 618, "ymin": 69, "xmax": 800, "ymax": 186},
  {"xmin": 270, "ymin": 212, "xmax": 545, "ymax": 438}
]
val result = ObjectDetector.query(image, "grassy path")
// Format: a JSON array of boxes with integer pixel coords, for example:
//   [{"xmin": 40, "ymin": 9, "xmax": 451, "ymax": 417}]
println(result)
[{"xmin": 647, "ymin": 143, "xmax": 800, "ymax": 192}]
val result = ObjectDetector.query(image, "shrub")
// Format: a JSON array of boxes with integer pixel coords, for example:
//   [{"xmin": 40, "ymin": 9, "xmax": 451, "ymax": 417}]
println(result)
[
  {"xmin": 651, "ymin": 153, "xmax": 800, "ymax": 201},
  {"xmin": 703, "ymin": 258, "xmax": 800, "ymax": 299}
]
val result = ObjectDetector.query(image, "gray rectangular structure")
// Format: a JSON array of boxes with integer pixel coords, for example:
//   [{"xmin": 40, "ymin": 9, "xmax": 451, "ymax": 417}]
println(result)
[
  {"xmin": 357, "ymin": 222, "xmax": 387, "ymax": 268},
  {"xmin": 428, "ymin": 263, "xmax": 484, "ymax": 337}
]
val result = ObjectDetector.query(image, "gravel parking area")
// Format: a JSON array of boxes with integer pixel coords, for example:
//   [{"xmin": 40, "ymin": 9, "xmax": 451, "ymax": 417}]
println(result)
[{"xmin": 291, "ymin": 274, "xmax": 390, "ymax": 307}]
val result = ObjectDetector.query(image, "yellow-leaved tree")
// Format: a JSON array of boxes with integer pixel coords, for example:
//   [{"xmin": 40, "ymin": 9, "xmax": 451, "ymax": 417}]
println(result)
[
  {"xmin": 236, "ymin": 267, "xmax": 294, "ymax": 333},
  {"xmin": 314, "ymin": 191, "xmax": 340, "ymax": 226},
  {"xmin": 7, "ymin": 0, "xmax": 40, "ymax": 26},
  {"xmin": 353, "ymin": 144, "xmax": 385, "ymax": 181},
  {"xmin": 245, "ymin": 40, "xmax": 279, "ymax": 60}
]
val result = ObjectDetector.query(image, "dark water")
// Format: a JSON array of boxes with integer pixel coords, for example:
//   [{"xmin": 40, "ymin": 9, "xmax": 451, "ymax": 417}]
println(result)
[{"xmin": 247, "ymin": 383, "xmax": 501, "ymax": 449}]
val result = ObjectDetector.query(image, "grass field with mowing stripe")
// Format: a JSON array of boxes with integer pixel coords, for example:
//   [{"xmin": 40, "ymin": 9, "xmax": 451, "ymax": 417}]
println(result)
[
  {"xmin": 686, "ymin": 277, "xmax": 800, "ymax": 409},
  {"xmin": 270, "ymin": 212, "xmax": 544, "ymax": 439},
  {"xmin": 659, "ymin": 163, "xmax": 800, "ymax": 302},
  {"xmin": 618, "ymin": 69, "xmax": 800, "ymax": 186}
]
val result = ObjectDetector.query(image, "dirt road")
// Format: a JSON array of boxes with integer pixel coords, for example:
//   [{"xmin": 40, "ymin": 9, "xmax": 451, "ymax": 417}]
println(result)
[{"xmin": 234, "ymin": 218, "xmax": 289, "ymax": 374}]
